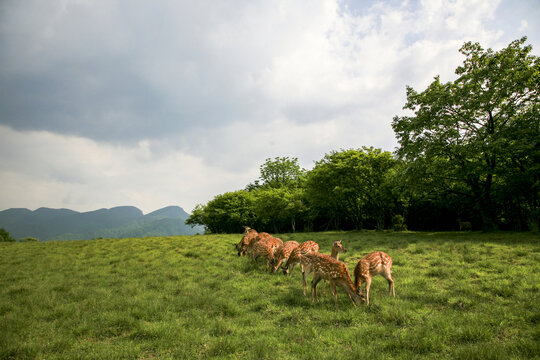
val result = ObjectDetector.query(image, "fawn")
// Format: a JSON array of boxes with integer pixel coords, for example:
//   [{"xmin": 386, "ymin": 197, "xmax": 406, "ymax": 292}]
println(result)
[
  {"xmin": 282, "ymin": 241, "xmax": 319, "ymax": 276},
  {"xmin": 302, "ymin": 252, "xmax": 362, "ymax": 308},
  {"xmin": 271, "ymin": 241, "xmax": 299, "ymax": 272},
  {"xmin": 353, "ymin": 251, "xmax": 395, "ymax": 305}
]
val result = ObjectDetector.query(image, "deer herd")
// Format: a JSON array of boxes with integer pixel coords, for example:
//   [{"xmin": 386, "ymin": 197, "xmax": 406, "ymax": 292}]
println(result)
[{"xmin": 235, "ymin": 226, "xmax": 395, "ymax": 308}]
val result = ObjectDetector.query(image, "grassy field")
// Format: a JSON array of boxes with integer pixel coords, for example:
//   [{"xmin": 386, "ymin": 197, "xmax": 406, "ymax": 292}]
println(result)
[{"xmin": 1, "ymin": 231, "xmax": 539, "ymax": 359}]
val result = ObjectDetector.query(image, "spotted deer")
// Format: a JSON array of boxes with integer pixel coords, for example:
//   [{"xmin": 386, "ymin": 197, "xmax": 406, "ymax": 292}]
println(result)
[
  {"xmin": 302, "ymin": 252, "xmax": 362, "ymax": 308},
  {"xmin": 235, "ymin": 226, "xmax": 259, "ymax": 256},
  {"xmin": 282, "ymin": 241, "xmax": 319, "ymax": 276},
  {"xmin": 271, "ymin": 241, "xmax": 299, "ymax": 272},
  {"xmin": 353, "ymin": 251, "xmax": 395, "ymax": 305},
  {"xmin": 251, "ymin": 235, "xmax": 283, "ymax": 271},
  {"xmin": 323, "ymin": 240, "xmax": 347, "ymax": 294}
]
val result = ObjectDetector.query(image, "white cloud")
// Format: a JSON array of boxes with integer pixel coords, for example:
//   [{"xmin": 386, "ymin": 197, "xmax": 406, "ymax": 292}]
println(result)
[{"xmin": 0, "ymin": 126, "xmax": 252, "ymax": 213}]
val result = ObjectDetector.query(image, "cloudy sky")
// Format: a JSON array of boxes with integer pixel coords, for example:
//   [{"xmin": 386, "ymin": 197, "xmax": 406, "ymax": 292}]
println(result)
[{"xmin": 0, "ymin": 0, "xmax": 538, "ymax": 214}]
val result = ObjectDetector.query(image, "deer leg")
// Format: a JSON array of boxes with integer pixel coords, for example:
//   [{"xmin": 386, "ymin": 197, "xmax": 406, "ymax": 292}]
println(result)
[
  {"xmin": 382, "ymin": 270, "xmax": 395, "ymax": 297},
  {"xmin": 365, "ymin": 277, "xmax": 372, "ymax": 306},
  {"xmin": 302, "ymin": 270, "xmax": 307, "ymax": 296},
  {"xmin": 331, "ymin": 281, "xmax": 338, "ymax": 309},
  {"xmin": 311, "ymin": 275, "xmax": 322, "ymax": 303},
  {"xmin": 272, "ymin": 259, "xmax": 282, "ymax": 273}
]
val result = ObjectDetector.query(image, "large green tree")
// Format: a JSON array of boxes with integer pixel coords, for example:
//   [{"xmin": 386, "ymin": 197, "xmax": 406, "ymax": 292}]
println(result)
[
  {"xmin": 186, "ymin": 191, "xmax": 255, "ymax": 233},
  {"xmin": 392, "ymin": 37, "xmax": 539, "ymax": 230},
  {"xmin": 305, "ymin": 147, "xmax": 396, "ymax": 230},
  {"xmin": 247, "ymin": 157, "xmax": 305, "ymax": 190}
]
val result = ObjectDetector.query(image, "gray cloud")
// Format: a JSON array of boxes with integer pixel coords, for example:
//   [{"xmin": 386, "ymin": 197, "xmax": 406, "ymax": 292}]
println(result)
[{"xmin": 0, "ymin": 0, "xmax": 538, "ymax": 213}]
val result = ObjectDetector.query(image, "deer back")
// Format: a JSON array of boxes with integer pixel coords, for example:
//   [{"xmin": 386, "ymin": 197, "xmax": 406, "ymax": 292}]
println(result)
[
  {"xmin": 354, "ymin": 251, "xmax": 393, "ymax": 280},
  {"xmin": 275, "ymin": 241, "xmax": 300, "ymax": 261}
]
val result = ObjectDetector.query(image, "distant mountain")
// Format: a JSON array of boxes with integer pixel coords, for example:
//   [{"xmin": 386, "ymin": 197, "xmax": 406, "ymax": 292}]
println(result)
[{"xmin": 0, "ymin": 206, "xmax": 203, "ymax": 241}]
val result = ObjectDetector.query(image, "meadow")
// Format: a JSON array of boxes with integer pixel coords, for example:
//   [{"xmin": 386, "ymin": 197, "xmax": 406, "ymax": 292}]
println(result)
[{"xmin": 0, "ymin": 231, "xmax": 538, "ymax": 359}]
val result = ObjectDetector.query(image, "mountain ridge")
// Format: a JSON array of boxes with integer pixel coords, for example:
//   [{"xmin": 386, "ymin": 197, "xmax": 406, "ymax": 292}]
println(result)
[{"xmin": 0, "ymin": 205, "xmax": 202, "ymax": 241}]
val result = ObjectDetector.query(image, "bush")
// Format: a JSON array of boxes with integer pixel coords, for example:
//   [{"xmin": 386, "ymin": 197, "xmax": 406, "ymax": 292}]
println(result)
[
  {"xmin": 392, "ymin": 215, "xmax": 407, "ymax": 231},
  {"xmin": 19, "ymin": 237, "xmax": 39, "ymax": 242},
  {"xmin": 0, "ymin": 228, "xmax": 16, "ymax": 242}
]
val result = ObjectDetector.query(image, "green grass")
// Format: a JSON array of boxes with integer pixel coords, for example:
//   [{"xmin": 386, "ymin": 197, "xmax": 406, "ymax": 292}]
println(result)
[{"xmin": 1, "ymin": 231, "xmax": 539, "ymax": 359}]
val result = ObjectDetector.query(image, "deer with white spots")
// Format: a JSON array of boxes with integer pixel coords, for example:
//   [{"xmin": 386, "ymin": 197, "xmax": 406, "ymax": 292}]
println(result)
[
  {"xmin": 251, "ymin": 235, "xmax": 283, "ymax": 271},
  {"xmin": 271, "ymin": 241, "xmax": 299, "ymax": 272},
  {"xmin": 322, "ymin": 240, "xmax": 347, "ymax": 294},
  {"xmin": 353, "ymin": 251, "xmax": 395, "ymax": 305},
  {"xmin": 235, "ymin": 226, "xmax": 259, "ymax": 256},
  {"xmin": 300, "ymin": 240, "xmax": 348, "ymax": 297},
  {"xmin": 302, "ymin": 252, "xmax": 363, "ymax": 308},
  {"xmin": 282, "ymin": 241, "xmax": 319, "ymax": 276}
]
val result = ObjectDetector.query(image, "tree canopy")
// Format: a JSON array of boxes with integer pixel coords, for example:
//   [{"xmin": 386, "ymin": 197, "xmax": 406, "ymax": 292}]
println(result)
[
  {"xmin": 392, "ymin": 37, "xmax": 539, "ymax": 230},
  {"xmin": 187, "ymin": 37, "xmax": 539, "ymax": 233}
]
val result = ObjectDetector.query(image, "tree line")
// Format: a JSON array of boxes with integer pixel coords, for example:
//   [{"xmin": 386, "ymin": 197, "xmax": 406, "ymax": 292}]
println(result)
[{"xmin": 187, "ymin": 37, "xmax": 539, "ymax": 233}]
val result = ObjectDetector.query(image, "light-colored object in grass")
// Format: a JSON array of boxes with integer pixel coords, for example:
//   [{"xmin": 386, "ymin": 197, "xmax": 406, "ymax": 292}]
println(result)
[
  {"xmin": 282, "ymin": 240, "xmax": 319, "ymax": 276},
  {"xmin": 353, "ymin": 251, "xmax": 395, "ymax": 306},
  {"xmin": 302, "ymin": 252, "xmax": 363, "ymax": 308},
  {"xmin": 271, "ymin": 241, "xmax": 299, "ymax": 272},
  {"xmin": 458, "ymin": 220, "xmax": 472, "ymax": 231}
]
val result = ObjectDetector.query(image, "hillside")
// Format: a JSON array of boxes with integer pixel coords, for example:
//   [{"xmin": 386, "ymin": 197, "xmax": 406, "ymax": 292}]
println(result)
[
  {"xmin": 0, "ymin": 206, "xmax": 203, "ymax": 241},
  {"xmin": 0, "ymin": 231, "xmax": 538, "ymax": 359}
]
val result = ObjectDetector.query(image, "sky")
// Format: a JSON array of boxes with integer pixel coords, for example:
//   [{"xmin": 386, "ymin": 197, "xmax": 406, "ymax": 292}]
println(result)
[{"xmin": 0, "ymin": 0, "xmax": 539, "ymax": 215}]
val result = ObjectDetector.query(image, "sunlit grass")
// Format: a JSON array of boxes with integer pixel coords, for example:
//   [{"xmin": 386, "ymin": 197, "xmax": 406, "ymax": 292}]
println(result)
[{"xmin": 1, "ymin": 231, "xmax": 538, "ymax": 359}]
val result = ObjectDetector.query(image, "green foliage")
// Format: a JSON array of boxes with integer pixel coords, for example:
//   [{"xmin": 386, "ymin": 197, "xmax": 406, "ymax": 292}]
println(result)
[
  {"xmin": 0, "ymin": 228, "xmax": 15, "ymax": 242},
  {"xmin": 305, "ymin": 147, "xmax": 397, "ymax": 230},
  {"xmin": 0, "ymin": 232, "xmax": 538, "ymax": 359},
  {"xmin": 187, "ymin": 37, "xmax": 538, "ymax": 233},
  {"xmin": 251, "ymin": 156, "xmax": 305, "ymax": 189},
  {"xmin": 392, "ymin": 37, "xmax": 539, "ymax": 231},
  {"xmin": 186, "ymin": 191, "xmax": 256, "ymax": 233},
  {"xmin": 19, "ymin": 237, "xmax": 38, "ymax": 242},
  {"xmin": 392, "ymin": 215, "xmax": 407, "ymax": 231}
]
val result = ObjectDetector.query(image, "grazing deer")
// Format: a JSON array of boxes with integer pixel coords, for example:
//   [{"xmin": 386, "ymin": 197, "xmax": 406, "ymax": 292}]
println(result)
[
  {"xmin": 235, "ymin": 226, "xmax": 259, "ymax": 256},
  {"xmin": 353, "ymin": 251, "xmax": 395, "ymax": 306},
  {"xmin": 458, "ymin": 219, "xmax": 472, "ymax": 231},
  {"xmin": 302, "ymin": 252, "xmax": 362, "ymax": 308},
  {"xmin": 282, "ymin": 241, "xmax": 319, "ymax": 276},
  {"xmin": 271, "ymin": 241, "xmax": 299, "ymax": 272},
  {"xmin": 251, "ymin": 235, "xmax": 283, "ymax": 271}
]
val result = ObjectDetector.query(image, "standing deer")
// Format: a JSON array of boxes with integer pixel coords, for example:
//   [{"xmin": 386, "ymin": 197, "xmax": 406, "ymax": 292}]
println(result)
[
  {"xmin": 282, "ymin": 241, "xmax": 319, "ymax": 276},
  {"xmin": 353, "ymin": 251, "xmax": 395, "ymax": 305},
  {"xmin": 302, "ymin": 252, "xmax": 362, "ymax": 308},
  {"xmin": 323, "ymin": 240, "xmax": 347, "ymax": 294},
  {"xmin": 271, "ymin": 241, "xmax": 299, "ymax": 272}
]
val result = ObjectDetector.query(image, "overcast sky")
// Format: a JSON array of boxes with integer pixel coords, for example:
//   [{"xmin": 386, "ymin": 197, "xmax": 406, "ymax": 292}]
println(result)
[{"xmin": 1, "ymin": 0, "xmax": 538, "ymax": 214}]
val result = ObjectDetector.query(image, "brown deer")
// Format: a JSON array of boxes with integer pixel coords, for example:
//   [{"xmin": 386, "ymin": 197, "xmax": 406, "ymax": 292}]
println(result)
[
  {"xmin": 353, "ymin": 251, "xmax": 395, "ymax": 305},
  {"xmin": 323, "ymin": 240, "xmax": 347, "ymax": 294},
  {"xmin": 251, "ymin": 235, "xmax": 283, "ymax": 271},
  {"xmin": 271, "ymin": 241, "xmax": 299, "ymax": 272},
  {"xmin": 302, "ymin": 252, "xmax": 362, "ymax": 308},
  {"xmin": 235, "ymin": 226, "xmax": 259, "ymax": 256},
  {"xmin": 282, "ymin": 241, "xmax": 319, "ymax": 276}
]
